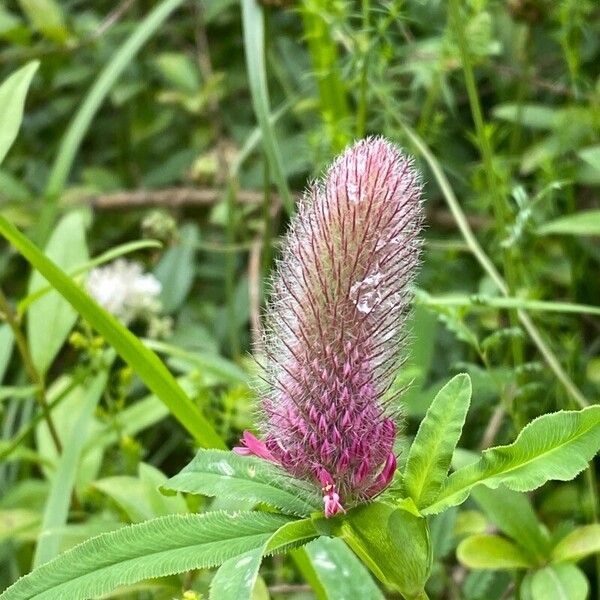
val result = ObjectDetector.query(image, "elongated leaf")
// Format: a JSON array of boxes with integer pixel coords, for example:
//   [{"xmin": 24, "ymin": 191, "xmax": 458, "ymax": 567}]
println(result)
[
  {"xmin": 33, "ymin": 367, "xmax": 109, "ymax": 567},
  {"xmin": 0, "ymin": 512, "xmax": 291, "ymax": 600},
  {"xmin": 210, "ymin": 519, "xmax": 318, "ymax": 599},
  {"xmin": 0, "ymin": 324, "xmax": 14, "ymax": 383},
  {"xmin": 240, "ymin": 0, "xmax": 293, "ymax": 213},
  {"xmin": 44, "ymin": 0, "xmax": 186, "ymax": 198},
  {"xmin": 163, "ymin": 449, "xmax": 321, "ymax": 517},
  {"xmin": 404, "ymin": 374, "xmax": 471, "ymax": 508},
  {"xmin": 521, "ymin": 564, "xmax": 588, "ymax": 600},
  {"xmin": 27, "ymin": 210, "xmax": 89, "ymax": 374},
  {"xmin": 0, "ymin": 214, "xmax": 225, "ymax": 449},
  {"xmin": 457, "ymin": 534, "xmax": 533, "ymax": 570},
  {"xmin": 552, "ymin": 524, "xmax": 600, "ymax": 563},
  {"xmin": 0, "ymin": 61, "xmax": 39, "ymax": 165},
  {"xmin": 300, "ymin": 537, "xmax": 386, "ymax": 600},
  {"xmin": 471, "ymin": 486, "xmax": 551, "ymax": 562},
  {"xmin": 538, "ymin": 210, "xmax": 600, "ymax": 237},
  {"xmin": 154, "ymin": 223, "xmax": 197, "ymax": 312},
  {"xmin": 423, "ymin": 406, "xmax": 600, "ymax": 514}
]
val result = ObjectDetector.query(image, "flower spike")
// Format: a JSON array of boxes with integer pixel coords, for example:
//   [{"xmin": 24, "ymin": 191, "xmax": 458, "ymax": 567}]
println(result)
[{"xmin": 238, "ymin": 137, "xmax": 423, "ymax": 516}]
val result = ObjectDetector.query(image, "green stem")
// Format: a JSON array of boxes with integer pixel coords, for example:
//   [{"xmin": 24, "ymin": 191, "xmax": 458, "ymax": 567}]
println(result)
[
  {"xmin": 448, "ymin": 0, "xmax": 524, "ymax": 368},
  {"xmin": 356, "ymin": 0, "xmax": 370, "ymax": 138},
  {"xmin": 0, "ymin": 287, "xmax": 62, "ymax": 453}
]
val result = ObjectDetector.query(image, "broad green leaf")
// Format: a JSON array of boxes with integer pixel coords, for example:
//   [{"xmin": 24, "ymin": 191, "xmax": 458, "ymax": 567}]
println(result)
[
  {"xmin": 210, "ymin": 519, "xmax": 318, "ymax": 599},
  {"xmin": 0, "ymin": 61, "xmax": 39, "ymax": 165},
  {"xmin": 0, "ymin": 324, "xmax": 14, "ymax": 383},
  {"xmin": 457, "ymin": 534, "xmax": 533, "ymax": 570},
  {"xmin": 27, "ymin": 210, "xmax": 89, "ymax": 374},
  {"xmin": 0, "ymin": 512, "xmax": 291, "ymax": 600},
  {"xmin": 538, "ymin": 210, "xmax": 600, "ymax": 237},
  {"xmin": 299, "ymin": 537, "xmax": 386, "ymax": 600},
  {"xmin": 33, "ymin": 366, "xmax": 109, "ymax": 567},
  {"xmin": 93, "ymin": 463, "xmax": 187, "ymax": 523},
  {"xmin": 493, "ymin": 104, "xmax": 557, "ymax": 130},
  {"xmin": 471, "ymin": 486, "xmax": 551, "ymax": 562},
  {"xmin": 552, "ymin": 524, "xmax": 600, "ymax": 563},
  {"xmin": 18, "ymin": 0, "xmax": 69, "ymax": 43},
  {"xmin": 0, "ymin": 214, "xmax": 224, "ymax": 449},
  {"xmin": 423, "ymin": 406, "xmax": 600, "ymax": 514},
  {"xmin": 521, "ymin": 564, "xmax": 588, "ymax": 600},
  {"xmin": 163, "ymin": 449, "xmax": 321, "ymax": 517},
  {"xmin": 404, "ymin": 374, "xmax": 471, "ymax": 508},
  {"xmin": 154, "ymin": 223, "xmax": 198, "ymax": 312},
  {"xmin": 340, "ymin": 501, "xmax": 431, "ymax": 598}
]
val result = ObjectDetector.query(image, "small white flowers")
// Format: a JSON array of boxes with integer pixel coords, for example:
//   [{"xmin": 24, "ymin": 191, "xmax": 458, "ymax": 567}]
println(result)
[{"xmin": 86, "ymin": 259, "xmax": 162, "ymax": 325}]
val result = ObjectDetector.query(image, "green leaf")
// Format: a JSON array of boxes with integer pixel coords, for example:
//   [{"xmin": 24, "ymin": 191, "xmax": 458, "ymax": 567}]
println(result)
[
  {"xmin": 521, "ymin": 564, "xmax": 588, "ymax": 600},
  {"xmin": 33, "ymin": 366, "xmax": 110, "ymax": 567},
  {"xmin": 0, "ymin": 512, "xmax": 292, "ymax": 600},
  {"xmin": 552, "ymin": 524, "xmax": 600, "ymax": 563},
  {"xmin": 299, "ymin": 537, "xmax": 386, "ymax": 600},
  {"xmin": 493, "ymin": 104, "xmax": 557, "ymax": 130},
  {"xmin": 0, "ymin": 324, "xmax": 14, "ymax": 383},
  {"xmin": 404, "ymin": 374, "xmax": 472, "ymax": 508},
  {"xmin": 538, "ymin": 210, "xmax": 600, "ymax": 236},
  {"xmin": 471, "ymin": 486, "xmax": 551, "ymax": 562},
  {"xmin": 0, "ymin": 214, "xmax": 225, "ymax": 449},
  {"xmin": 0, "ymin": 61, "xmax": 39, "ymax": 166},
  {"xmin": 154, "ymin": 223, "xmax": 198, "ymax": 312},
  {"xmin": 163, "ymin": 449, "xmax": 321, "ymax": 517},
  {"xmin": 240, "ymin": 0, "xmax": 293, "ymax": 213},
  {"xmin": 423, "ymin": 406, "xmax": 600, "ymax": 514},
  {"xmin": 340, "ymin": 501, "xmax": 431, "ymax": 599},
  {"xmin": 93, "ymin": 463, "xmax": 187, "ymax": 523},
  {"xmin": 210, "ymin": 519, "xmax": 318, "ymax": 599},
  {"xmin": 18, "ymin": 0, "xmax": 69, "ymax": 43},
  {"xmin": 457, "ymin": 534, "xmax": 533, "ymax": 570},
  {"xmin": 27, "ymin": 210, "xmax": 89, "ymax": 374}
]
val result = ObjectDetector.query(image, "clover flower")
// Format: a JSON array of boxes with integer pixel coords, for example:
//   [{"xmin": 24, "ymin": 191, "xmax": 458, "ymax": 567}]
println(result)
[
  {"xmin": 235, "ymin": 138, "xmax": 423, "ymax": 516},
  {"xmin": 86, "ymin": 259, "xmax": 162, "ymax": 325}
]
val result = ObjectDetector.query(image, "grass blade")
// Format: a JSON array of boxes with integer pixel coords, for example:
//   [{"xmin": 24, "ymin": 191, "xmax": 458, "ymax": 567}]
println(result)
[{"xmin": 0, "ymin": 214, "xmax": 225, "ymax": 449}]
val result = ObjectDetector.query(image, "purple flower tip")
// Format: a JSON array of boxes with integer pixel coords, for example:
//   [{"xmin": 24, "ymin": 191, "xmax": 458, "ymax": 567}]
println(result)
[{"xmin": 238, "ymin": 137, "xmax": 423, "ymax": 516}]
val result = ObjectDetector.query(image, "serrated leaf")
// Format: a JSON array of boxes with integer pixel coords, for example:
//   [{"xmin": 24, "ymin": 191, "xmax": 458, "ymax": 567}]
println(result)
[
  {"xmin": 471, "ymin": 486, "xmax": 551, "ymax": 562},
  {"xmin": 163, "ymin": 449, "xmax": 321, "ymax": 517},
  {"xmin": 0, "ymin": 61, "xmax": 38, "ymax": 165},
  {"xmin": 457, "ymin": 534, "xmax": 533, "ymax": 570},
  {"xmin": 299, "ymin": 537, "xmax": 386, "ymax": 600},
  {"xmin": 552, "ymin": 524, "xmax": 600, "ymax": 563},
  {"xmin": 0, "ymin": 512, "xmax": 291, "ymax": 600},
  {"xmin": 404, "ymin": 374, "xmax": 471, "ymax": 508},
  {"xmin": 27, "ymin": 210, "xmax": 89, "ymax": 374},
  {"xmin": 210, "ymin": 519, "xmax": 317, "ymax": 599},
  {"xmin": 521, "ymin": 564, "xmax": 588, "ymax": 600},
  {"xmin": 423, "ymin": 406, "xmax": 600, "ymax": 515}
]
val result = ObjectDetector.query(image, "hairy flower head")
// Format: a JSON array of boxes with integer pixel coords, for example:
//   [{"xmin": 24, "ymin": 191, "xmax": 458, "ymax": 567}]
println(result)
[{"xmin": 235, "ymin": 137, "xmax": 423, "ymax": 516}]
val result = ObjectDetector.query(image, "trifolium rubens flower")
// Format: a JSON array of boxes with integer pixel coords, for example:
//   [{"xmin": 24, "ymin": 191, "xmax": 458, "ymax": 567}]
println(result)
[
  {"xmin": 235, "ymin": 137, "xmax": 423, "ymax": 517},
  {"xmin": 86, "ymin": 259, "xmax": 163, "ymax": 326}
]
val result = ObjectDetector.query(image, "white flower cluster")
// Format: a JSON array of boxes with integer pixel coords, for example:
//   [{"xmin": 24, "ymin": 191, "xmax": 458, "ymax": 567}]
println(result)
[{"xmin": 86, "ymin": 259, "xmax": 162, "ymax": 325}]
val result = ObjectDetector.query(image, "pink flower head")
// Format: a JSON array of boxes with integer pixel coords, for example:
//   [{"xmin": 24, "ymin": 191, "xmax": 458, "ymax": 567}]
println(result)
[{"xmin": 235, "ymin": 137, "xmax": 423, "ymax": 517}]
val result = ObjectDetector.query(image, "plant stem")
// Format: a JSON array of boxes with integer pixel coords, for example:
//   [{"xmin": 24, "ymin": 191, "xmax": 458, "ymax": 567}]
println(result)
[
  {"xmin": 397, "ymin": 119, "xmax": 589, "ymax": 409},
  {"xmin": 448, "ymin": 0, "xmax": 524, "ymax": 368},
  {"xmin": 356, "ymin": 0, "xmax": 370, "ymax": 138},
  {"xmin": 0, "ymin": 287, "xmax": 62, "ymax": 453}
]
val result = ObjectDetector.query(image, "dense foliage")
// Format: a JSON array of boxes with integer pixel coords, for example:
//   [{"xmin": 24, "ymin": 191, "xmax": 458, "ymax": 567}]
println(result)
[{"xmin": 0, "ymin": 1, "xmax": 599, "ymax": 599}]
